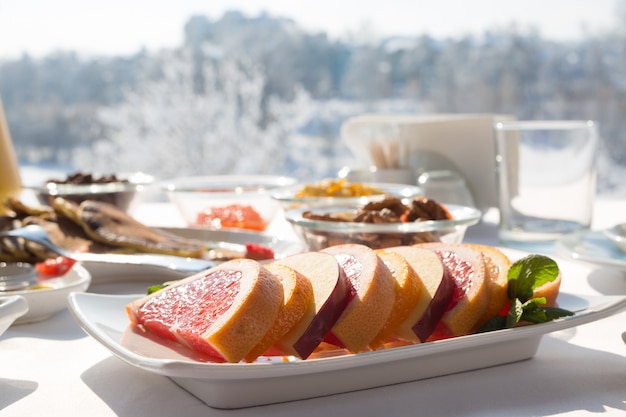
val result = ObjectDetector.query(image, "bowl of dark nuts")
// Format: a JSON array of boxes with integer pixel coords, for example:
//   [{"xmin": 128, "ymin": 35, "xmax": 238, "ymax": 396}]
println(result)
[
  {"xmin": 28, "ymin": 172, "xmax": 153, "ymax": 212},
  {"xmin": 283, "ymin": 196, "xmax": 481, "ymax": 251}
]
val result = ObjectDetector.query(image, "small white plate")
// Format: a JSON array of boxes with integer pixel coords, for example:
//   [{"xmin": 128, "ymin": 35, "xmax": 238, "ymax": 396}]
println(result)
[
  {"xmin": 0, "ymin": 264, "xmax": 91, "ymax": 324},
  {"xmin": 68, "ymin": 288, "xmax": 626, "ymax": 409},
  {"xmin": 555, "ymin": 230, "xmax": 626, "ymax": 269},
  {"xmin": 0, "ymin": 295, "xmax": 29, "ymax": 335}
]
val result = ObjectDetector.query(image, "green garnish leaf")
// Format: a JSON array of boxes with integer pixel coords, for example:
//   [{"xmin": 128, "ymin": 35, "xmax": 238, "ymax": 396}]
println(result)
[
  {"xmin": 477, "ymin": 253, "xmax": 574, "ymax": 333},
  {"xmin": 147, "ymin": 284, "xmax": 165, "ymax": 294},
  {"xmin": 506, "ymin": 298, "xmax": 524, "ymax": 328},
  {"xmin": 146, "ymin": 280, "xmax": 179, "ymax": 294},
  {"xmin": 507, "ymin": 254, "xmax": 560, "ymax": 302},
  {"xmin": 519, "ymin": 303, "xmax": 575, "ymax": 324}
]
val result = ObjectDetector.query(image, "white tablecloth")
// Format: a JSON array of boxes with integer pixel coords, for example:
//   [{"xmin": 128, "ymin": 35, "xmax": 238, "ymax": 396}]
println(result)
[{"xmin": 2, "ymin": 198, "xmax": 626, "ymax": 416}]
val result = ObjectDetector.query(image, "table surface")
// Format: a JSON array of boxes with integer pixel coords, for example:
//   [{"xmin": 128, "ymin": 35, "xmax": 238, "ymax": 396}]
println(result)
[{"xmin": 2, "ymin": 197, "xmax": 626, "ymax": 417}]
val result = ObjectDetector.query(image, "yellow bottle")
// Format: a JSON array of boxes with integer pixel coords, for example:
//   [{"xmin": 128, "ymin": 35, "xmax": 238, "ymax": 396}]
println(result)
[{"xmin": 0, "ymin": 96, "xmax": 22, "ymax": 215}]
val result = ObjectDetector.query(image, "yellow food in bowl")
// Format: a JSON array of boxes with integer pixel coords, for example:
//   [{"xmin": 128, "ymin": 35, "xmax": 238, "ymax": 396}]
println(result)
[{"xmin": 294, "ymin": 179, "xmax": 384, "ymax": 198}]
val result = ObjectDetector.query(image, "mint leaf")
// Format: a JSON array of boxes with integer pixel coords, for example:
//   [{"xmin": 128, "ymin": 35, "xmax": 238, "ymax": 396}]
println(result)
[
  {"xmin": 507, "ymin": 254, "xmax": 559, "ymax": 302},
  {"xmin": 147, "ymin": 284, "xmax": 165, "ymax": 294},
  {"xmin": 146, "ymin": 280, "xmax": 178, "ymax": 294},
  {"xmin": 520, "ymin": 302, "xmax": 575, "ymax": 324},
  {"xmin": 506, "ymin": 298, "xmax": 524, "ymax": 328},
  {"xmin": 477, "ymin": 254, "xmax": 574, "ymax": 333}
]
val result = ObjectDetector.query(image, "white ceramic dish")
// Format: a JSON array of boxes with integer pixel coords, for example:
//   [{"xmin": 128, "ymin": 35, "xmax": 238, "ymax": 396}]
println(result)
[
  {"xmin": 83, "ymin": 227, "xmax": 304, "ymax": 286},
  {"xmin": 555, "ymin": 230, "xmax": 626, "ymax": 269},
  {"xmin": 67, "ymin": 285, "xmax": 626, "ymax": 409},
  {"xmin": 0, "ymin": 263, "xmax": 91, "ymax": 324},
  {"xmin": 0, "ymin": 295, "xmax": 29, "ymax": 335}
]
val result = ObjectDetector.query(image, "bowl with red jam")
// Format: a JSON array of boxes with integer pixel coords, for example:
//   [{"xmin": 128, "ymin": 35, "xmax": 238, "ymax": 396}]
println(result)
[
  {"xmin": 284, "ymin": 196, "xmax": 481, "ymax": 251},
  {"xmin": 162, "ymin": 175, "xmax": 297, "ymax": 232}
]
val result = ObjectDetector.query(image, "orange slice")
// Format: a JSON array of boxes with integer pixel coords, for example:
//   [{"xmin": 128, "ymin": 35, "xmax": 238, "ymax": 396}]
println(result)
[
  {"xmin": 321, "ymin": 244, "xmax": 395, "ymax": 353},
  {"xmin": 126, "ymin": 258, "xmax": 283, "ymax": 363},
  {"xmin": 369, "ymin": 250, "xmax": 422, "ymax": 350},
  {"xmin": 243, "ymin": 263, "xmax": 314, "ymax": 362}
]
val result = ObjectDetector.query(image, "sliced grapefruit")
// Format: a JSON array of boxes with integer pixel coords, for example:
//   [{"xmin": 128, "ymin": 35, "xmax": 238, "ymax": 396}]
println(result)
[
  {"xmin": 243, "ymin": 263, "xmax": 314, "ymax": 362},
  {"xmin": 321, "ymin": 244, "xmax": 395, "ymax": 353},
  {"xmin": 271, "ymin": 251, "xmax": 352, "ymax": 359},
  {"xmin": 416, "ymin": 243, "xmax": 489, "ymax": 338},
  {"xmin": 384, "ymin": 245, "xmax": 453, "ymax": 343},
  {"xmin": 369, "ymin": 250, "xmax": 422, "ymax": 350},
  {"xmin": 466, "ymin": 243, "xmax": 512, "ymax": 327},
  {"xmin": 126, "ymin": 258, "xmax": 283, "ymax": 363}
]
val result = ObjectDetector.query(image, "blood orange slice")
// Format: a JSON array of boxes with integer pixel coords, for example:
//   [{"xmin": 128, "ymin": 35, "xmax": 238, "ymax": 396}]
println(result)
[
  {"xmin": 126, "ymin": 258, "xmax": 283, "ymax": 363},
  {"xmin": 321, "ymin": 244, "xmax": 395, "ymax": 353},
  {"xmin": 417, "ymin": 243, "xmax": 489, "ymax": 338}
]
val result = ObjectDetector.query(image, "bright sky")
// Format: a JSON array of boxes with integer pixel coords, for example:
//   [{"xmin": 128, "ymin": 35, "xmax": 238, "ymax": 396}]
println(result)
[{"xmin": 0, "ymin": 0, "xmax": 620, "ymax": 59}]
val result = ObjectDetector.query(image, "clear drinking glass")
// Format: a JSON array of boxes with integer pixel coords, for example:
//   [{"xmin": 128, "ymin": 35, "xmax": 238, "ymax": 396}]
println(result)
[{"xmin": 494, "ymin": 120, "xmax": 598, "ymax": 245}]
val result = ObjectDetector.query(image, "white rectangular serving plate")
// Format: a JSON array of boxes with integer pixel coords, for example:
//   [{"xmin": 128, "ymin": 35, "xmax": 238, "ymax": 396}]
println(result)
[{"xmin": 67, "ymin": 291, "xmax": 626, "ymax": 409}]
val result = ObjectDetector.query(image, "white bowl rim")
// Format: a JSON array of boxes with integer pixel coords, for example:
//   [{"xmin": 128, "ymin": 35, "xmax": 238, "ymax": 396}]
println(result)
[
  {"xmin": 270, "ymin": 182, "xmax": 423, "ymax": 202},
  {"xmin": 160, "ymin": 175, "xmax": 298, "ymax": 192}
]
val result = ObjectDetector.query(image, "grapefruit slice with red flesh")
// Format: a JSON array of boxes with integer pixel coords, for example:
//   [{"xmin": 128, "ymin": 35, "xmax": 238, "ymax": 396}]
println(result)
[
  {"xmin": 369, "ymin": 250, "xmax": 422, "ymax": 350},
  {"xmin": 384, "ymin": 245, "xmax": 453, "ymax": 343},
  {"xmin": 416, "ymin": 243, "xmax": 489, "ymax": 338},
  {"xmin": 126, "ymin": 258, "xmax": 283, "ymax": 363},
  {"xmin": 321, "ymin": 244, "xmax": 395, "ymax": 353},
  {"xmin": 271, "ymin": 251, "xmax": 352, "ymax": 359},
  {"xmin": 243, "ymin": 263, "xmax": 314, "ymax": 362}
]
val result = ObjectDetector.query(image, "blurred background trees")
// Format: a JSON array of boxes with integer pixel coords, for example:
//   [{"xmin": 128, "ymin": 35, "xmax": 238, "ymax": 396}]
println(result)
[{"xmin": 1, "ymin": 10, "xmax": 625, "ymax": 194}]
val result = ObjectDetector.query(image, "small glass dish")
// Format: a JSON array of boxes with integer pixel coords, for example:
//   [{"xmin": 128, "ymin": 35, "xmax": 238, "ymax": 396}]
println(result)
[{"xmin": 162, "ymin": 175, "xmax": 297, "ymax": 232}]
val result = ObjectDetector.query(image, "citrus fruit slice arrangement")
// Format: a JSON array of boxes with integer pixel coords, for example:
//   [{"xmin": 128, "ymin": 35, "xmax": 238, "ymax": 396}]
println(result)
[{"xmin": 126, "ymin": 242, "xmax": 566, "ymax": 363}]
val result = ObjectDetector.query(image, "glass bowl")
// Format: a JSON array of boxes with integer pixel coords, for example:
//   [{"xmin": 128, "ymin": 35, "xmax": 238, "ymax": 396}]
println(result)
[
  {"xmin": 284, "ymin": 202, "xmax": 481, "ymax": 251},
  {"xmin": 162, "ymin": 175, "xmax": 297, "ymax": 232}
]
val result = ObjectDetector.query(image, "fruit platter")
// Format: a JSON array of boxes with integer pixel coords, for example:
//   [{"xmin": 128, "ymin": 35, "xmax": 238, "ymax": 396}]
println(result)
[{"xmin": 67, "ymin": 244, "xmax": 626, "ymax": 409}]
